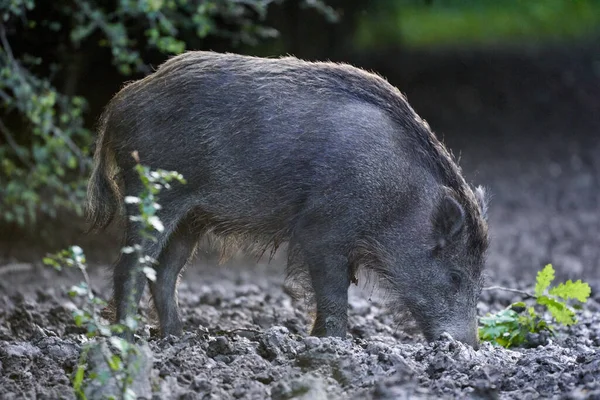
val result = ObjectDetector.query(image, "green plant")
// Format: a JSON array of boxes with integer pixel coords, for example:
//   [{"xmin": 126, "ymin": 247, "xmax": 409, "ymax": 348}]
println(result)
[
  {"xmin": 0, "ymin": 0, "xmax": 335, "ymax": 228},
  {"xmin": 44, "ymin": 156, "xmax": 185, "ymax": 399},
  {"xmin": 479, "ymin": 264, "xmax": 591, "ymax": 348},
  {"xmin": 44, "ymin": 245, "xmax": 141, "ymax": 400},
  {"xmin": 1, "ymin": 17, "xmax": 90, "ymax": 226}
]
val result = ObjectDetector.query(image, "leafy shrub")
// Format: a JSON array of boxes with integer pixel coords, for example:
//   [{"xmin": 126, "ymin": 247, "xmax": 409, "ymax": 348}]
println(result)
[
  {"xmin": 0, "ymin": 0, "xmax": 335, "ymax": 228},
  {"xmin": 479, "ymin": 264, "xmax": 591, "ymax": 348}
]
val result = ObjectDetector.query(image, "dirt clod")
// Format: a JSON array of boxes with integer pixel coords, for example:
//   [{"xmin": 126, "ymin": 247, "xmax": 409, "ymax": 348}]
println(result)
[{"xmin": 1, "ymin": 274, "xmax": 598, "ymax": 399}]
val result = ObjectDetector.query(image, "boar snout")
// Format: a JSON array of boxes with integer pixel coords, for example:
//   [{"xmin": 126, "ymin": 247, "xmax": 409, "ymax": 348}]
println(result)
[{"xmin": 434, "ymin": 323, "xmax": 480, "ymax": 350}]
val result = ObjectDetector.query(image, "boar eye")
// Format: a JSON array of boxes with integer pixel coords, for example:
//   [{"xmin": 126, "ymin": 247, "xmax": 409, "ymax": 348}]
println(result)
[{"xmin": 449, "ymin": 271, "xmax": 463, "ymax": 289}]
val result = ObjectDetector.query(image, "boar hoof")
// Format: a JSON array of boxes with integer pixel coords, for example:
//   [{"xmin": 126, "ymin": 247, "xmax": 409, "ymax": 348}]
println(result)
[{"xmin": 310, "ymin": 315, "xmax": 347, "ymax": 338}]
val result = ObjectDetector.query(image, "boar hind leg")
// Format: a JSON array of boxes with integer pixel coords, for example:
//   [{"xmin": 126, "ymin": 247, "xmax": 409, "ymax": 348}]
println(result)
[
  {"xmin": 148, "ymin": 219, "xmax": 198, "ymax": 338},
  {"xmin": 113, "ymin": 219, "xmax": 161, "ymax": 339}
]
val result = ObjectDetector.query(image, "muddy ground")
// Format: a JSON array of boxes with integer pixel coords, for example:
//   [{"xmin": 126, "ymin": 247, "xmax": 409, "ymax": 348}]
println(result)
[
  {"xmin": 1, "ymin": 45, "xmax": 600, "ymax": 399},
  {"xmin": 1, "ymin": 262, "xmax": 600, "ymax": 400}
]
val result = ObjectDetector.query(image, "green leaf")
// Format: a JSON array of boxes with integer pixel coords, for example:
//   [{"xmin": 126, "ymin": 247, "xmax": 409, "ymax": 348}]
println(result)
[
  {"xmin": 73, "ymin": 310, "xmax": 88, "ymax": 327},
  {"xmin": 124, "ymin": 388, "xmax": 137, "ymax": 400},
  {"xmin": 43, "ymin": 257, "xmax": 61, "ymax": 270},
  {"xmin": 148, "ymin": 215, "xmax": 164, "ymax": 232},
  {"xmin": 479, "ymin": 307, "xmax": 522, "ymax": 347},
  {"xmin": 143, "ymin": 266, "xmax": 157, "ymax": 281},
  {"xmin": 535, "ymin": 264, "xmax": 555, "ymax": 297},
  {"xmin": 67, "ymin": 155, "xmax": 77, "ymax": 169},
  {"xmin": 109, "ymin": 337, "xmax": 127, "ymax": 354},
  {"xmin": 479, "ymin": 300, "xmax": 557, "ymax": 349},
  {"xmin": 98, "ymin": 325, "xmax": 111, "ymax": 337},
  {"xmin": 537, "ymin": 295, "xmax": 576, "ymax": 326},
  {"xmin": 510, "ymin": 301, "xmax": 527, "ymax": 313},
  {"xmin": 479, "ymin": 323, "xmax": 508, "ymax": 340},
  {"xmin": 108, "ymin": 354, "xmax": 122, "ymax": 371},
  {"xmin": 72, "ymin": 364, "xmax": 86, "ymax": 394},
  {"xmin": 125, "ymin": 316, "xmax": 138, "ymax": 331},
  {"xmin": 549, "ymin": 280, "xmax": 591, "ymax": 303},
  {"xmin": 86, "ymin": 322, "xmax": 99, "ymax": 336},
  {"xmin": 68, "ymin": 284, "xmax": 88, "ymax": 297},
  {"xmin": 70, "ymin": 245, "xmax": 86, "ymax": 265},
  {"xmin": 124, "ymin": 196, "xmax": 140, "ymax": 204}
]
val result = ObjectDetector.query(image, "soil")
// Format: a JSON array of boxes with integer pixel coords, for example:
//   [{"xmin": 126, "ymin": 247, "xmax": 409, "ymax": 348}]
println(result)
[
  {"xmin": 1, "ymin": 44, "xmax": 599, "ymax": 399},
  {"xmin": 1, "ymin": 264, "xmax": 600, "ymax": 400}
]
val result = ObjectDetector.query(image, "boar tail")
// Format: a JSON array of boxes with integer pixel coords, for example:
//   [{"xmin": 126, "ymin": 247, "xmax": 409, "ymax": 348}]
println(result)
[{"xmin": 85, "ymin": 107, "xmax": 121, "ymax": 232}]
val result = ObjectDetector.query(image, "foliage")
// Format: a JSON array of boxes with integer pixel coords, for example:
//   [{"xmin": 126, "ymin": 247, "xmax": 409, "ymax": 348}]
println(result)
[
  {"xmin": 67, "ymin": 0, "xmax": 298, "ymax": 75},
  {"xmin": 121, "ymin": 150, "xmax": 186, "ymax": 315},
  {"xmin": 356, "ymin": 0, "xmax": 600, "ymax": 49},
  {"xmin": 479, "ymin": 264, "xmax": 591, "ymax": 348},
  {"xmin": 0, "ymin": 20, "xmax": 90, "ymax": 226},
  {"xmin": 479, "ymin": 302, "xmax": 549, "ymax": 349},
  {"xmin": 0, "ymin": 0, "xmax": 334, "ymax": 228},
  {"xmin": 44, "ymin": 245, "xmax": 140, "ymax": 400},
  {"xmin": 43, "ymin": 159, "xmax": 184, "ymax": 399}
]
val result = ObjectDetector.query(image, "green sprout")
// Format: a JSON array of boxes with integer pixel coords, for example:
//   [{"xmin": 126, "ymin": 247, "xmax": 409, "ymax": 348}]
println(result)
[
  {"xmin": 479, "ymin": 264, "xmax": 591, "ymax": 348},
  {"xmin": 43, "ymin": 155, "xmax": 185, "ymax": 399}
]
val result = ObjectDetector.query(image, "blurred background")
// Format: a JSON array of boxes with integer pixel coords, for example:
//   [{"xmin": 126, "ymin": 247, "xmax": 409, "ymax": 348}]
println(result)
[{"xmin": 1, "ymin": 0, "xmax": 599, "ymax": 284}]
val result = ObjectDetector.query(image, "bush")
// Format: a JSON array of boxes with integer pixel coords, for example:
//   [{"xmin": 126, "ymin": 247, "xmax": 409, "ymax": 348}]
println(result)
[{"xmin": 0, "ymin": 0, "xmax": 335, "ymax": 228}]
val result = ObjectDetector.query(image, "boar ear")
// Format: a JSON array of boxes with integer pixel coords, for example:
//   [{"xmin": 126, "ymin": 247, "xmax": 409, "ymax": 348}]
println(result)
[
  {"xmin": 474, "ymin": 185, "xmax": 489, "ymax": 220},
  {"xmin": 432, "ymin": 195, "xmax": 465, "ymax": 248}
]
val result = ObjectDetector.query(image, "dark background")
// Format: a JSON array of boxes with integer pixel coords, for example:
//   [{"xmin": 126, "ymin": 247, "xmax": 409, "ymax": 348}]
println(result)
[{"xmin": 1, "ymin": 0, "xmax": 599, "ymax": 284}]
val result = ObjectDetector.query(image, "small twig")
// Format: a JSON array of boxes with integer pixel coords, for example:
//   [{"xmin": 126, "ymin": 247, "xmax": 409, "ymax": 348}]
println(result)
[
  {"xmin": 483, "ymin": 286, "xmax": 536, "ymax": 299},
  {"xmin": 121, "ymin": 346, "xmax": 134, "ymax": 399},
  {"xmin": 0, "ymin": 23, "xmax": 28, "ymax": 87},
  {"xmin": 0, "ymin": 263, "xmax": 34, "ymax": 275},
  {"xmin": 0, "ymin": 88, "xmax": 12, "ymax": 104},
  {"xmin": 0, "ymin": 118, "xmax": 33, "ymax": 168},
  {"xmin": 0, "ymin": 23, "xmax": 16, "ymax": 64},
  {"xmin": 100, "ymin": 341, "xmax": 126, "ymax": 395},
  {"xmin": 77, "ymin": 260, "xmax": 130, "ymax": 396},
  {"xmin": 75, "ymin": 2, "xmax": 150, "ymax": 75},
  {"xmin": 51, "ymin": 126, "xmax": 92, "ymax": 172}
]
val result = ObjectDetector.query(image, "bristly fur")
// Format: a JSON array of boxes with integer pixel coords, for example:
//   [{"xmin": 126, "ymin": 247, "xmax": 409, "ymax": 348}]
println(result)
[
  {"xmin": 89, "ymin": 51, "xmax": 490, "ymax": 339},
  {"xmin": 155, "ymin": 50, "xmax": 490, "ymax": 271},
  {"xmin": 85, "ymin": 105, "xmax": 125, "ymax": 233},
  {"xmin": 89, "ymin": 51, "xmax": 488, "ymax": 257}
]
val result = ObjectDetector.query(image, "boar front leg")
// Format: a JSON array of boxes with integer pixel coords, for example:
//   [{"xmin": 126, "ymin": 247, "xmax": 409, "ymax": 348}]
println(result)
[
  {"xmin": 294, "ymin": 221, "xmax": 352, "ymax": 338},
  {"xmin": 308, "ymin": 253, "xmax": 351, "ymax": 337}
]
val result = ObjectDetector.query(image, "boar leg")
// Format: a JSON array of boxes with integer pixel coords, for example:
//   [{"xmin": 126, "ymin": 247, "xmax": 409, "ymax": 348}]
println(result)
[
  {"xmin": 293, "ymin": 211, "xmax": 353, "ymax": 337},
  {"xmin": 308, "ymin": 252, "xmax": 350, "ymax": 337},
  {"xmin": 148, "ymin": 219, "xmax": 198, "ymax": 337},
  {"xmin": 113, "ymin": 219, "xmax": 161, "ymax": 340}
]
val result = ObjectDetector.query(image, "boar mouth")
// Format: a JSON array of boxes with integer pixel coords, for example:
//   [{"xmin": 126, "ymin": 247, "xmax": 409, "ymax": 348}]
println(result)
[{"xmin": 426, "ymin": 325, "xmax": 480, "ymax": 349}]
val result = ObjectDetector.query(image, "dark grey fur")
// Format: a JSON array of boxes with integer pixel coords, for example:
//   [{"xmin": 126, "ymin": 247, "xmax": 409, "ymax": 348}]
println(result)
[{"xmin": 87, "ymin": 51, "xmax": 489, "ymax": 348}]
